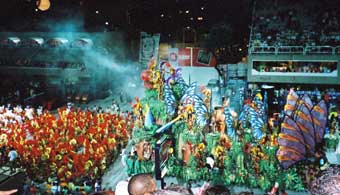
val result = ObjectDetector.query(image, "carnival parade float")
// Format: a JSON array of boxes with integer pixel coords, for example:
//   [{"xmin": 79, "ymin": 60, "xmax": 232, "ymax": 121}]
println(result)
[
  {"xmin": 127, "ymin": 58, "xmax": 340, "ymax": 194},
  {"xmin": 0, "ymin": 56, "xmax": 339, "ymax": 194}
]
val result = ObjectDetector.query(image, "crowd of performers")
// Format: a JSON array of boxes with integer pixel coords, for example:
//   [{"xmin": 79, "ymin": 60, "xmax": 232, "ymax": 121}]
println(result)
[{"xmin": 0, "ymin": 103, "xmax": 133, "ymax": 194}]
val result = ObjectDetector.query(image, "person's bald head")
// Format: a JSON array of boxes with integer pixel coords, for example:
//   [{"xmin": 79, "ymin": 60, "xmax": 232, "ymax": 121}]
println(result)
[
  {"xmin": 128, "ymin": 173, "xmax": 157, "ymax": 195},
  {"xmin": 204, "ymin": 185, "xmax": 230, "ymax": 195}
]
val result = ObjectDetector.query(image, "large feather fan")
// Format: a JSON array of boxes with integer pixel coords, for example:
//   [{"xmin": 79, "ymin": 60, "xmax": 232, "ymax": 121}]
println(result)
[
  {"xmin": 238, "ymin": 100, "xmax": 266, "ymax": 141},
  {"xmin": 224, "ymin": 107, "xmax": 237, "ymax": 140},
  {"xmin": 163, "ymin": 80, "xmax": 208, "ymax": 127},
  {"xmin": 277, "ymin": 89, "xmax": 327, "ymax": 169},
  {"xmin": 180, "ymin": 82, "xmax": 209, "ymax": 127},
  {"xmin": 163, "ymin": 83, "xmax": 176, "ymax": 116}
]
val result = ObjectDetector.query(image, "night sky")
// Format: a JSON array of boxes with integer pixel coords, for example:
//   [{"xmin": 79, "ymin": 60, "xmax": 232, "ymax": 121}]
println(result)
[
  {"xmin": 0, "ymin": 0, "xmax": 253, "ymax": 62},
  {"xmin": 0, "ymin": 0, "xmax": 251, "ymax": 37}
]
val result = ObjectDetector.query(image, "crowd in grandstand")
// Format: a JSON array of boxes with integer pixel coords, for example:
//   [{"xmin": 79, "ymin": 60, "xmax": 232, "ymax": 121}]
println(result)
[
  {"xmin": 0, "ymin": 58, "xmax": 86, "ymax": 69},
  {"xmin": 0, "ymin": 77, "xmax": 46, "ymax": 105},
  {"xmin": 254, "ymin": 62, "xmax": 337, "ymax": 73},
  {"xmin": 251, "ymin": 0, "xmax": 340, "ymax": 47},
  {"xmin": 0, "ymin": 37, "xmax": 93, "ymax": 49}
]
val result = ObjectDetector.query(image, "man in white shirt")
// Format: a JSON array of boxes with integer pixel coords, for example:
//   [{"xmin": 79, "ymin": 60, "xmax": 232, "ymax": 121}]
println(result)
[
  {"xmin": 8, "ymin": 148, "xmax": 18, "ymax": 173},
  {"xmin": 115, "ymin": 179, "xmax": 129, "ymax": 195}
]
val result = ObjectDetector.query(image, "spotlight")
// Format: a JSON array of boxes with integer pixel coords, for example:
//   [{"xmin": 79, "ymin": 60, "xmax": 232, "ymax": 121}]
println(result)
[{"xmin": 36, "ymin": 0, "xmax": 51, "ymax": 11}]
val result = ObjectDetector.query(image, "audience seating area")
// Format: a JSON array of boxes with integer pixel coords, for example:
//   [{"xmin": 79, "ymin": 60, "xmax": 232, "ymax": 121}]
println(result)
[{"xmin": 250, "ymin": 0, "xmax": 339, "ymax": 53}]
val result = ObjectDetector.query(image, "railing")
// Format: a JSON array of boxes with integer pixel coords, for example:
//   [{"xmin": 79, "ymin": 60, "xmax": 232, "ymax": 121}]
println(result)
[
  {"xmin": 251, "ymin": 46, "xmax": 276, "ymax": 53},
  {"xmin": 0, "ymin": 44, "xmax": 93, "ymax": 50},
  {"xmin": 23, "ymin": 92, "xmax": 45, "ymax": 104},
  {"xmin": 305, "ymin": 46, "xmax": 334, "ymax": 54},
  {"xmin": 250, "ymin": 45, "xmax": 340, "ymax": 55},
  {"xmin": 277, "ymin": 46, "xmax": 304, "ymax": 54},
  {"xmin": 336, "ymin": 46, "xmax": 340, "ymax": 54}
]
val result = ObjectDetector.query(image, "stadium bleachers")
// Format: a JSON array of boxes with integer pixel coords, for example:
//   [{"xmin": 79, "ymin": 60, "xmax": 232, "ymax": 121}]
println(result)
[{"xmin": 249, "ymin": 0, "xmax": 339, "ymax": 53}]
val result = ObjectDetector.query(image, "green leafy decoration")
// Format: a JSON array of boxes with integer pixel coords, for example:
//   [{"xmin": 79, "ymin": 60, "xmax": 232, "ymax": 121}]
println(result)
[
  {"xmin": 141, "ymin": 98, "xmax": 168, "ymax": 123},
  {"xmin": 223, "ymin": 155, "xmax": 232, "ymax": 171},
  {"xmin": 143, "ymin": 89, "xmax": 159, "ymax": 100},
  {"xmin": 258, "ymin": 176, "xmax": 271, "ymax": 191},
  {"xmin": 172, "ymin": 121, "xmax": 187, "ymax": 135},
  {"xmin": 141, "ymin": 160, "xmax": 154, "ymax": 174},
  {"xmin": 248, "ymin": 175, "xmax": 258, "ymax": 188},
  {"xmin": 172, "ymin": 83, "xmax": 185, "ymax": 100},
  {"xmin": 259, "ymin": 160, "xmax": 269, "ymax": 173},
  {"xmin": 283, "ymin": 169, "xmax": 305, "ymax": 191},
  {"xmin": 202, "ymin": 167, "xmax": 210, "ymax": 180},
  {"xmin": 150, "ymin": 101, "xmax": 167, "ymax": 122},
  {"xmin": 235, "ymin": 169, "xmax": 247, "ymax": 185},
  {"xmin": 263, "ymin": 146, "xmax": 278, "ymax": 162},
  {"xmin": 242, "ymin": 131, "xmax": 253, "ymax": 144}
]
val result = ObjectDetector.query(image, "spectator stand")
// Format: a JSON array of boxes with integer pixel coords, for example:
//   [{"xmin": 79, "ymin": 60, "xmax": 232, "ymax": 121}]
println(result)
[{"xmin": 249, "ymin": 0, "xmax": 339, "ymax": 55}]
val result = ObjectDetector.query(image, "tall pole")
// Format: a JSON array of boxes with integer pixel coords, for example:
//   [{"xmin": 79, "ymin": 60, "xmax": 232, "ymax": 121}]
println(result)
[
  {"xmin": 190, "ymin": 47, "xmax": 193, "ymax": 67},
  {"xmin": 190, "ymin": 47, "xmax": 193, "ymax": 85}
]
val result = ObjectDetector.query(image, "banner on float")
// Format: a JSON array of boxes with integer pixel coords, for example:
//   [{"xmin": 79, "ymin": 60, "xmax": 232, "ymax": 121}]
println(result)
[
  {"xmin": 168, "ymin": 48, "xmax": 216, "ymax": 67},
  {"xmin": 139, "ymin": 32, "xmax": 160, "ymax": 69}
]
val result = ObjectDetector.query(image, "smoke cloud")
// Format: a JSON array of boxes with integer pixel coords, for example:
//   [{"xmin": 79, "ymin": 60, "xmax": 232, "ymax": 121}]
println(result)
[{"xmin": 36, "ymin": 15, "xmax": 145, "ymax": 104}]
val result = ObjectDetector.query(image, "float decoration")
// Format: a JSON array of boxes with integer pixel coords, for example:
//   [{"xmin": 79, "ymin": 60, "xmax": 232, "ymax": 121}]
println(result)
[
  {"xmin": 128, "ymin": 59, "xmax": 337, "ymax": 193},
  {"xmin": 239, "ymin": 94, "xmax": 267, "ymax": 141},
  {"xmin": 277, "ymin": 89, "xmax": 327, "ymax": 169}
]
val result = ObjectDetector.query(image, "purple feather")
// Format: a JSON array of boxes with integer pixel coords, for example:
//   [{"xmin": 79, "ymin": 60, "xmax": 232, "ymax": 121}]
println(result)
[
  {"xmin": 277, "ymin": 149, "xmax": 305, "ymax": 160},
  {"xmin": 166, "ymin": 68, "xmax": 183, "ymax": 84},
  {"xmin": 175, "ymin": 68, "xmax": 182, "ymax": 77},
  {"xmin": 277, "ymin": 149, "xmax": 305, "ymax": 169},
  {"xmin": 280, "ymin": 160, "xmax": 296, "ymax": 169},
  {"xmin": 285, "ymin": 89, "xmax": 299, "ymax": 117},
  {"xmin": 278, "ymin": 138, "xmax": 305, "ymax": 156},
  {"xmin": 301, "ymin": 94, "xmax": 313, "ymax": 111},
  {"xmin": 281, "ymin": 116, "xmax": 305, "ymax": 144},
  {"xmin": 311, "ymin": 100, "xmax": 327, "ymax": 144},
  {"xmin": 166, "ymin": 75, "xmax": 175, "ymax": 85},
  {"xmin": 294, "ymin": 104, "xmax": 315, "ymax": 154}
]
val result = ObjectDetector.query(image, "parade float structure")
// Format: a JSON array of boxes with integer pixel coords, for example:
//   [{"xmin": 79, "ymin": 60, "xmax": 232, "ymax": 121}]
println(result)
[{"xmin": 127, "ymin": 58, "xmax": 340, "ymax": 193}]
